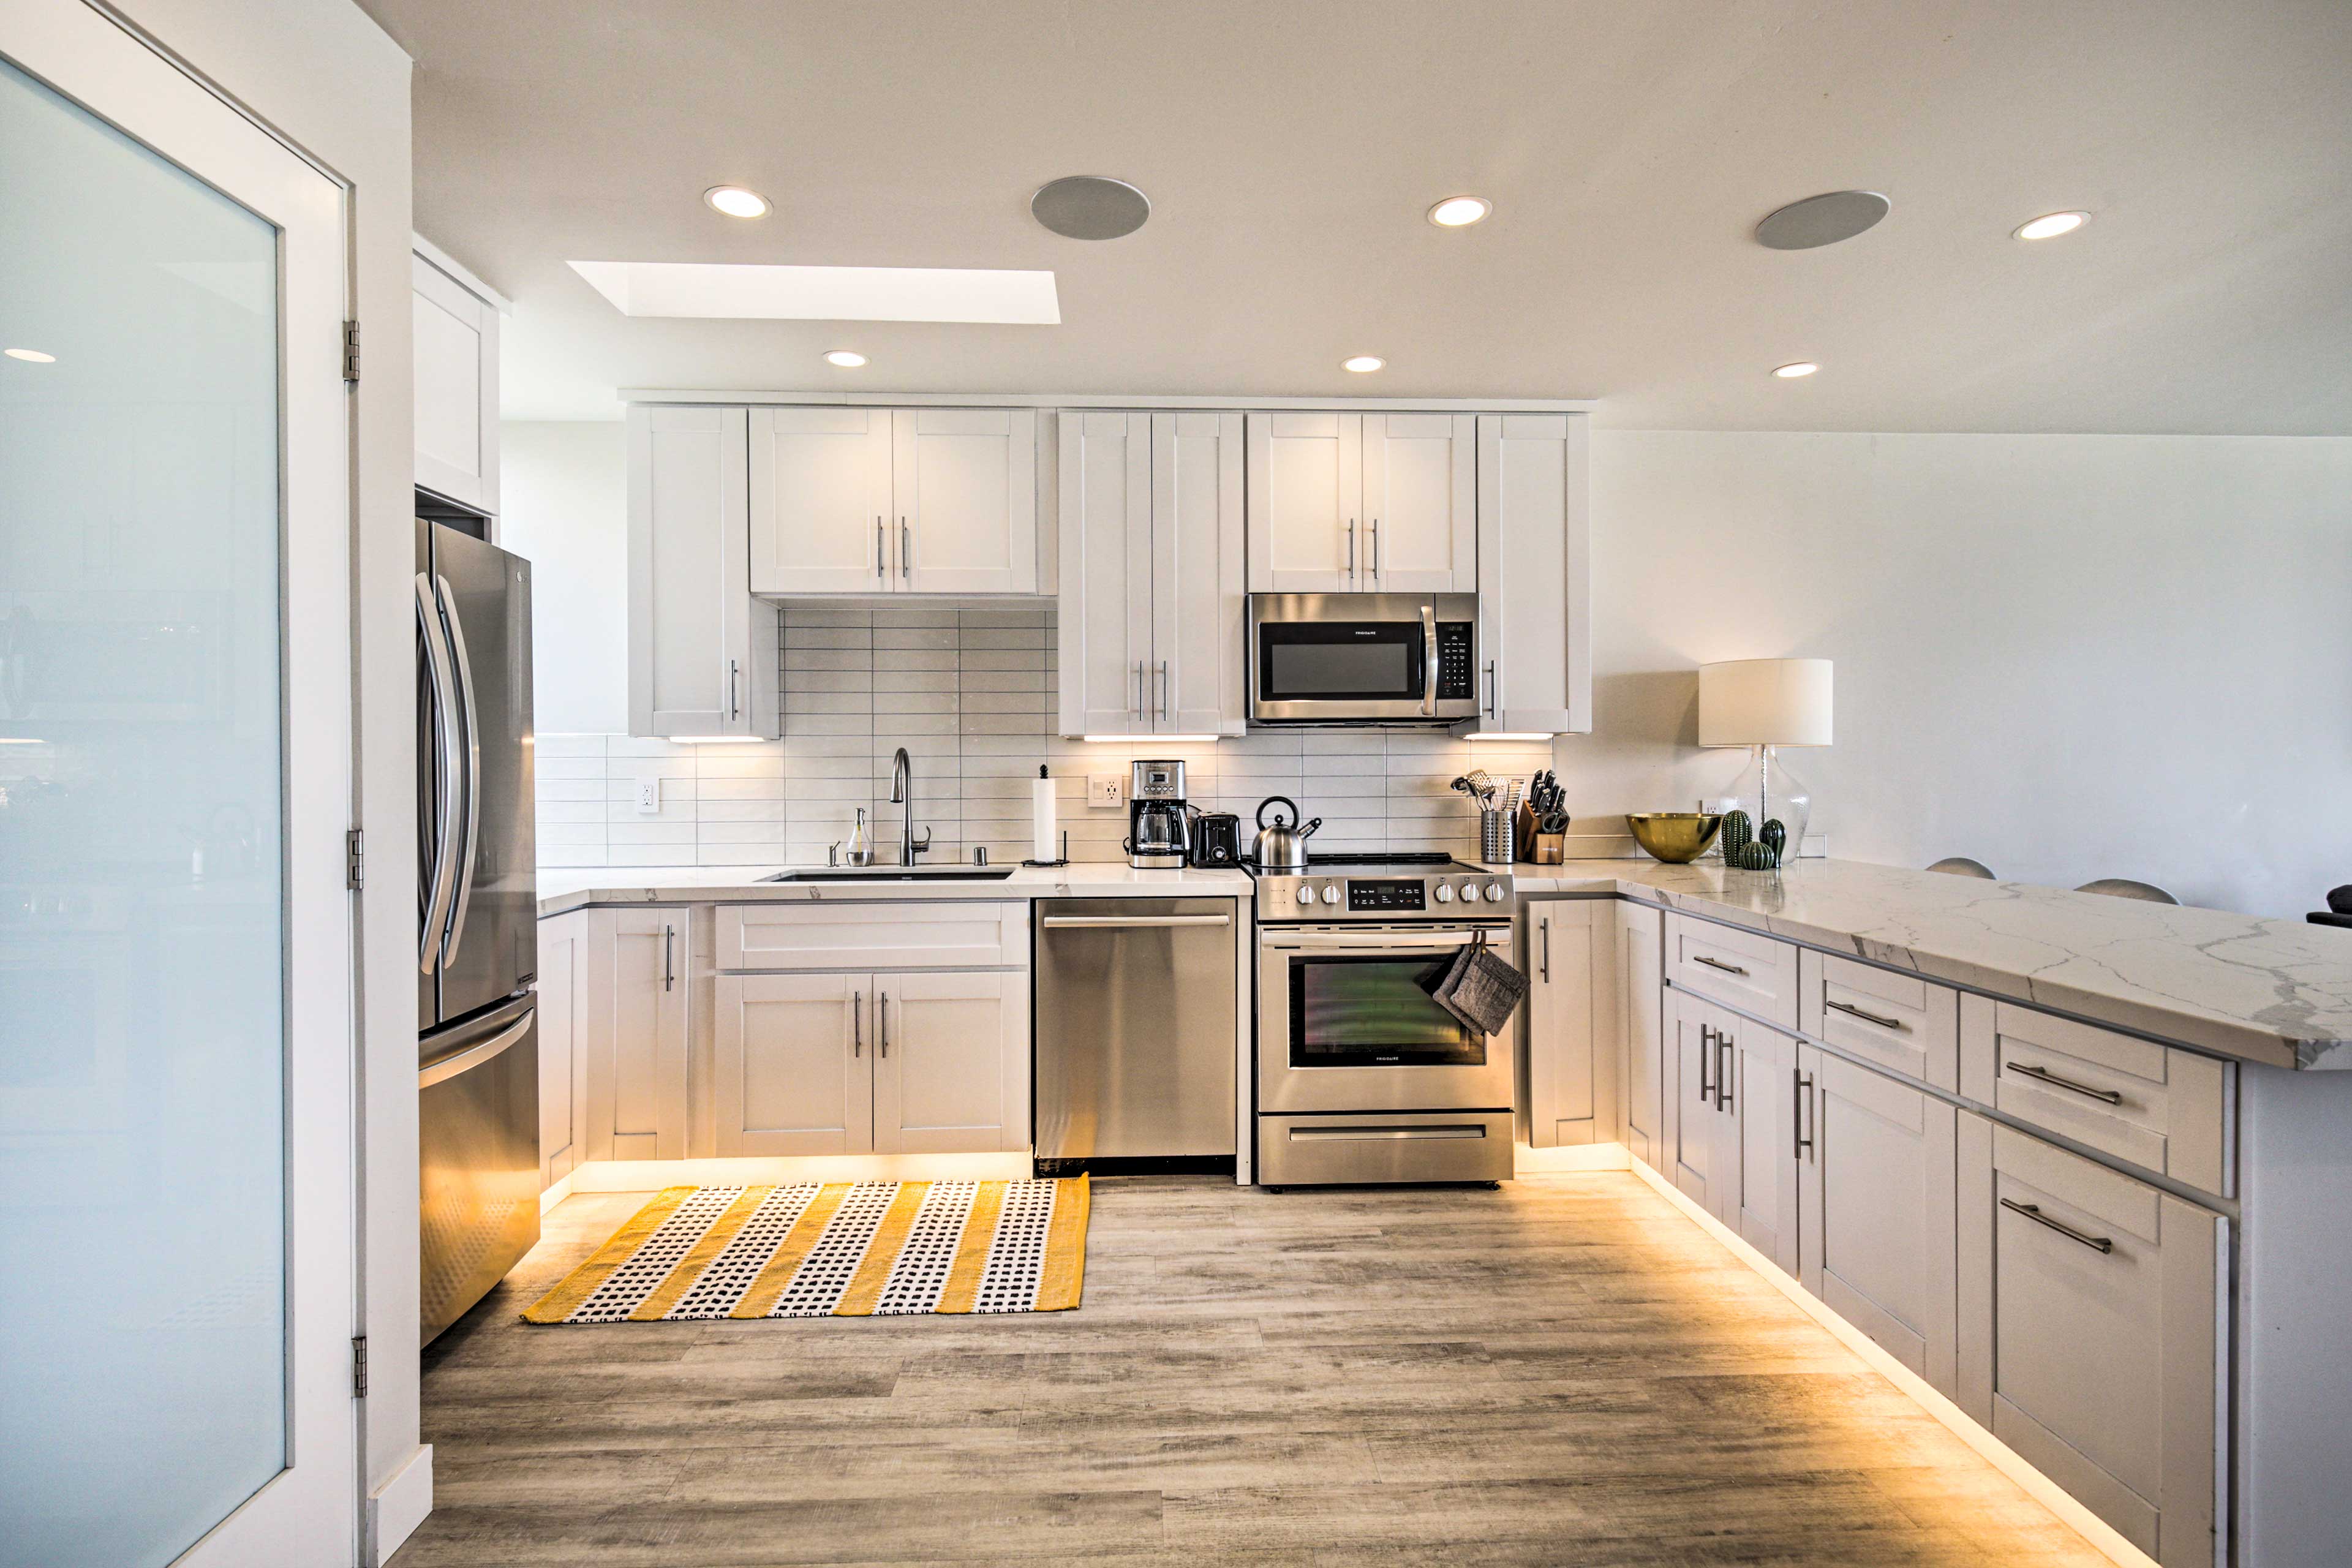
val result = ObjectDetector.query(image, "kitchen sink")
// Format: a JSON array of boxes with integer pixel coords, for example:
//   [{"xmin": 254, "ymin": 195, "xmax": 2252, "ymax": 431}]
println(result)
[{"xmin": 761, "ymin": 868, "xmax": 1017, "ymax": 883}]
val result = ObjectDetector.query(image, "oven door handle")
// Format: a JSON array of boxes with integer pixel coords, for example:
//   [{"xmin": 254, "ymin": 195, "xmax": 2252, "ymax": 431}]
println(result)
[{"xmin": 1264, "ymin": 930, "xmax": 1503, "ymax": 952}]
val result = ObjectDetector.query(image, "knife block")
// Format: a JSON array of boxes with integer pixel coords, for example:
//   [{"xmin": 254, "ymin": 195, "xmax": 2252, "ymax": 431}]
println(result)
[{"xmin": 1515, "ymin": 804, "xmax": 1566, "ymax": 864}]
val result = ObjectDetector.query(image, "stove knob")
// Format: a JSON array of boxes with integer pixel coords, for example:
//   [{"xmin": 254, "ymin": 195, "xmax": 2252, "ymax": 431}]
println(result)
[
  {"xmin": 1320, "ymin": 883, "xmax": 1342, "ymax": 905},
  {"xmin": 1434, "ymin": 883, "xmax": 1455, "ymax": 903},
  {"xmin": 1458, "ymin": 882, "xmax": 1482, "ymax": 903},
  {"xmin": 1483, "ymin": 882, "xmax": 1505, "ymax": 902}
]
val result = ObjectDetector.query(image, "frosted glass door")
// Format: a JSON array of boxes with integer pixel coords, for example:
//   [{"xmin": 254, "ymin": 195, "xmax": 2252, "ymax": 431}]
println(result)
[{"xmin": 0, "ymin": 15, "xmax": 354, "ymax": 1566}]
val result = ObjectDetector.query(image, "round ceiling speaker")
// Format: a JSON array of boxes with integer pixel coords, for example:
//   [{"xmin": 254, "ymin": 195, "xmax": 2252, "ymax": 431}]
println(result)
[
  {"xmin": 1030, "ymin": 175, "xmax": 1151, "ymax": 241},
  {"xmin": 1754, "ymin": 190, "xmax": 1890, "ymax": 250}
]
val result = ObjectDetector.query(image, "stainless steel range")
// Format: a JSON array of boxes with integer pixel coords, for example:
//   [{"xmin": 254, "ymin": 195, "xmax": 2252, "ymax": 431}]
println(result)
[{"xmin": 1253, "ymin": 852, "xmax": 1517, "ymax": 1187}]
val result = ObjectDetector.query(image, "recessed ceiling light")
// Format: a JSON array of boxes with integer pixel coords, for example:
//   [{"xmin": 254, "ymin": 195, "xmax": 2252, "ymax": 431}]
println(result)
[
  {"xmin": 4, "ymin": 348, "xmax": 56, "ymax": 363},
  {"xmin": 1772, "ymin": 361, "xmax": 1819, "ymax": 379},
  {"xmin": 823, "ymin": 350, "xmax": 867, "ymax": 368},
  {"xmin": 1428, "ymin": 195, "xmax": 1492, "ymax": 228},
  {"xmin": 703, "ymin": 186, "xmax": 770, "ymax": 219},
  {"xmin": 1342, "ymin": 355, "xmax": 1385, "ymax": 374},
  {"xmin": 2015, "ymin": 210, "xmax": 2089, "ymax": 241}
]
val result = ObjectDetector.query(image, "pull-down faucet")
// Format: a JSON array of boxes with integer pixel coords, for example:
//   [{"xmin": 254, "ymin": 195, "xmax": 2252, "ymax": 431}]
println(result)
[{"xmin": 890, "ymin": 747, "xmax": 932, "ymax": 865}]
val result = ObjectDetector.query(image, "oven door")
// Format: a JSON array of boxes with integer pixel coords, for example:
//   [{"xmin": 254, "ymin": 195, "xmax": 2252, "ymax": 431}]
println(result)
[
  {"xmin": 1257, "ymin": 923, "xmax": 1517, "ymax": 1113},
  {"xmin": 1250, "ymin": 593, "xmax": 1474, "ymax": 725}
]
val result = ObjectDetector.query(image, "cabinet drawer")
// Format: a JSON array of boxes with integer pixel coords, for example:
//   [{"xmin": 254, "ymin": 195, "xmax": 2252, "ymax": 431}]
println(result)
[
  {"xmin": 1961, "ymin": 997, "xmax": 2231, "ymax": 1197},
  {"xmin": 1958, "ymin": 1115, "xmax": 2225, "ymax": 1567},
  {"xmin": 1665, "ymin": 913, "xmax": 1797, "ymax": 1029},
  {"xmin": 1800, "ymin": 951, "xmax": 1959, "ymax": 1092},
  {"xmin": 717, "ymin": 902, "xmax": 1026, "ymax": 971}
]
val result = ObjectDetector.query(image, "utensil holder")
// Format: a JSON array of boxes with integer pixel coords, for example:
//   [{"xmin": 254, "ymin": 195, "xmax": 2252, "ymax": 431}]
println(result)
[{"xmin": 1480, "ymin": 809, "xmax": 1509, "ymax": 864}]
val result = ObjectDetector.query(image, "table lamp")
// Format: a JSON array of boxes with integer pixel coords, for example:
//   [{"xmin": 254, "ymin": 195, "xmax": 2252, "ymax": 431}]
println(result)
[{"xmin": 1700, "ymin": 658, "xmax": 1833, "ymax": 858}]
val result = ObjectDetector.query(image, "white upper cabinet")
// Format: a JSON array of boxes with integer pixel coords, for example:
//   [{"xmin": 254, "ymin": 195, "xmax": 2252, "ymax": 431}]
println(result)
[
  {"xmin": 1469, "ymin": 412, "xmax": 1590, "ymax": 734},
  {"xmin": 1246, "ymin": 412, "xmax": 1474, "ymax": 595},
  {"xmin": 627, "ymin": 405, "xmax": 779, "ymax": 738},
  {"xmin": 747, "ymin": 406, "xmax": 892, "ymax": 594},
  {"xmin": 745, "ymin": 407, "xmax": 1037, "ymax": 595},
  {"xmin": 411, "ymin": 241, "xmax": 503, "ymax": 514},
  {"xmin": 1060, "ymin": 410, "xmax": 1245, "ymax": 736}
]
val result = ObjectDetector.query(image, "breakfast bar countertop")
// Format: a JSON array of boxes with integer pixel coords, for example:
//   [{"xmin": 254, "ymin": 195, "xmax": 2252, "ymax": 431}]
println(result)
[{"xmin": 1509, "ymin": 857, "xmax": 2352, "ymax": 1072}]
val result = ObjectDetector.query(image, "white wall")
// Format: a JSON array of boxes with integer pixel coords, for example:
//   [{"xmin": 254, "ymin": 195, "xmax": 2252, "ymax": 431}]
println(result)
[
  {"xmin": 500, "ymin": 420, "xmax": 627, "ymax": 733},
  {"xmin": 1570, "ymin": 431, "xmax": 2352, "ymax": 918}
]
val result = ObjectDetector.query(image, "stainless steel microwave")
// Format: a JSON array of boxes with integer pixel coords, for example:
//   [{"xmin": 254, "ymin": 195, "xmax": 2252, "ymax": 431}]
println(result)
[{"xmin": 1248, "ymin": 593, "xmax": 1478, "ymax": 726}]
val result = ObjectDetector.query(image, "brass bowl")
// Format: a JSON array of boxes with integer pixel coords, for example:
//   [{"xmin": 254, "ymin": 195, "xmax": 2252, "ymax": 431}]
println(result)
[{"xmin": 1626, "ymin": 812, "xmax": 1723, "ymax": 864}]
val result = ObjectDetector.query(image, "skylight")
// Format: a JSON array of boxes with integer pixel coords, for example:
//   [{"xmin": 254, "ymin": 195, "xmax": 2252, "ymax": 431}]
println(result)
[{"xmin": 567, "ymin": 261, "xmax": 1061, "ymax": 324}]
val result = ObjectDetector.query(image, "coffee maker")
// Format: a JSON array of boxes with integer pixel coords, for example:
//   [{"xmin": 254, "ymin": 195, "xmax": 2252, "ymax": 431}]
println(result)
[{"xmin": 1125, "ymin": 760, "xmax": 1191, "ymax": 870}]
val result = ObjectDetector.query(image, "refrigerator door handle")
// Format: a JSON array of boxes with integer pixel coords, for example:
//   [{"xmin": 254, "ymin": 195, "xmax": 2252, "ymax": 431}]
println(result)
[
  {"xmin": 418, "ymin": 1008, "xmax": 533, "ymax": 1089},
  {"xmin": 436, "ymin": 573, "xmax": 483, "ymax": 970},
  {"xmin": 415, "ymin": 573, "xmax": 462, "ymax": 974}
]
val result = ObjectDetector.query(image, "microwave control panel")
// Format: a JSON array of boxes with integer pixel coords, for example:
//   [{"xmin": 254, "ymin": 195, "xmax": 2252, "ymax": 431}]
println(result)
[{"xmin": 1434, "ymin": 623, "xmax": 1475, "ymax": 700}]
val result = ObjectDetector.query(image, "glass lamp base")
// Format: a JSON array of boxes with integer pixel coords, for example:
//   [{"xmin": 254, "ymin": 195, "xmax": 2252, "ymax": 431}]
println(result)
[{"xmin": 1706, "ymin": 746, "xmax": 1810, "ymax": 862}]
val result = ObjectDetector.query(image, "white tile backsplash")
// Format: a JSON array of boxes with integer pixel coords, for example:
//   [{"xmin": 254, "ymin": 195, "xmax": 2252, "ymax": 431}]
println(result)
[{"xmin": 535, "ymin": 606, "xmax": 1553, "ymax": 867}]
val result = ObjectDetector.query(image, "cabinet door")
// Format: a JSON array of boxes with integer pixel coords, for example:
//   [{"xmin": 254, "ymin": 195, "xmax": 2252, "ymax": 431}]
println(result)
[
  {"xmin": 1667, "ymin": 988, "xmax": 1719, "ymax": 1210},
  {"xmin": 1055, "ymin": 411, "xmax": 1153, "ymax": 735},
  {"xmin": 1798, "ymin": 1045, "xmax": 1959, "ymax": 1396},
  {"xmin": 1526, "ymin": 899, "xmax": 1615, "ymax": 1148},
  {"xmin": 1722, "ymin": 1018, "xmax": 1800, "ymax": 1275},
  {"xmin": 1245, "ymin": 412, "xmax": 1361, "ymax": 592},
  {"xmin": 747, "ymin": 406, "xmax": 893, "ymax": 594},
  {"xmin": 413, "ymin": 251, "xmax": 498, "ymax": 511},
  {"xmin": 893, "ymin": 408, "xmax": 1037, "ymax": 594},
  {"xmin": 713, "ymin": 971, "xmax": 874, "ymax": 1156},
  {"xmin": 1618, "ymin": 900, "xmax": 1665, "ymax": 1168},
  {"xmin": 584, "ymin": 908, "xmax": 688, "ymax": 1161},
  {"xmin": 873, "ymin": 970, "xmax": 1030, "ymax": 1154},
  {"xmin": 1151, "ymin": 410, "xmax": 1246, "ymax": 735},
  {"xmin": 1471, "ymin": 413, "xmax": 1589, "ymax": 733},
  {"xmin": 536, "ymin": 912, "xmax": 589, "ymax": 1189},
  {"xmin": 1958, "ymin": 1114, "xmax": 2223, "ymax": 1566},
  {"xmin": 1360, "ymin": 413, "xmax": 1474, "ymax": 593},
  {"xmin": 628, "ymin": 405, "xmax": 778, "ymax": 737}
]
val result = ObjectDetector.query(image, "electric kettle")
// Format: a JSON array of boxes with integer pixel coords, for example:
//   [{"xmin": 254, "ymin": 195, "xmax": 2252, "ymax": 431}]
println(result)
[{"xmin": 1252, "ymin": 795, "xmax": 1322, "ymax": 871}]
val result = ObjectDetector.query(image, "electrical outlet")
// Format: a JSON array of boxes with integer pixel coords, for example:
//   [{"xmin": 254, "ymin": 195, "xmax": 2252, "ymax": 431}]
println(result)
[
  {"xmin": 1088, "ymin": 774, "xmax": 1124, "ymax": 809},
  {"xmin": 636, "ymin": 779, "xmax": 660, "ymax": 813}
]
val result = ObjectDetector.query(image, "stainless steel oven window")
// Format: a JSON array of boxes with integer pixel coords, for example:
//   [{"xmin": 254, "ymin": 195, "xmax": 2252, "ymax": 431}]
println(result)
[{"xmin": 1285, "ymin": 952, "xmax": 1485, "ymax": 1067}]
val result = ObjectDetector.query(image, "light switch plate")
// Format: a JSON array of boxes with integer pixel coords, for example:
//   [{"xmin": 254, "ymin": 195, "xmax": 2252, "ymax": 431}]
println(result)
[
  {"xmin": 1088, "ymin": 774, "xmax": 1124, "ymax": 809},
  {"xmin": 636, "ymin": 779, "xmax": 660, "ymax": 813}
]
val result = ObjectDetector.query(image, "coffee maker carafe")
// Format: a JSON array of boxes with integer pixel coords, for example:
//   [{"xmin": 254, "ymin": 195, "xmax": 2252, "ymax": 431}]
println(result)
[{"xmin": 1125, "ymin": 760, "xmax": 1191, "ymax": 870}]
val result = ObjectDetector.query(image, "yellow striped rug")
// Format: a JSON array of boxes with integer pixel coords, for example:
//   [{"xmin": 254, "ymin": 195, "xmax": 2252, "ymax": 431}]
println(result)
[{"xmin": 523, "ymin": 1177, "xmax": 1088, "ymax": 1324}]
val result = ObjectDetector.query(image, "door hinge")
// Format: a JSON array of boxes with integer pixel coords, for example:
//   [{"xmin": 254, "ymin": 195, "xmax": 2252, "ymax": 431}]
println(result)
[
  {"xmin": 342, "ymin": 318, "xmax": 361, "ymax": 384},
  {"xmin": 351, "ymin": 1335, "xmax": 369, "ymax": 1398},
  {"xmin": 346, "ymin": 828, "xmax": 364, "ymax": 891}
]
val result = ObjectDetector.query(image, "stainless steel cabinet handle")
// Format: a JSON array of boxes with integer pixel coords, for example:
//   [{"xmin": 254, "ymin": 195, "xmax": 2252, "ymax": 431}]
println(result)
[
  {"xmin": 878, "ymin": 992, "xmax": 889, "ymax": 1058},
  {"xmin": 853, "ymin": 990, "xmax": 863, "ymax": 1058},
  {"xmin": 1419, "ymin": 601, "xmax": 1437, "ymax": 718},
  {"xmin": 2000, "ymin": 1197, "xmax": 2115, "ymax": 1254},
  {"xmin": 1369, "ymin": 518, "xmax": 1379, "ymax": 579},
  {"xmin": 874, "ymin": 516, "xmax": 884, "ymax": 580},
  {"xmin": 1795, "ymin": 1068, "xmax": 1815, "ymax": 1161},
  {"xmin": 1539, "ymin": 916, "xmax": 1551, "ymax": 983},
  {"xmin": 900, "ymin": 518, "xmax": 911, "ymax": 580},
  {"xmin": 436, "ymin": 573, "xmax": 481, "ymax": 970},
  {"xmin": 2006, "ymin": 1061, "xmax": 2125, "ymax": 1105},
  {"xmin": 1692, "ymin": 953, "xmax": 1749, "ymax": 978},
  {"xmin": 728, "ymin": 658, "xmax": 740, "ymax": 720},
  {"xmin": 1158, "ymin": 660, "xmax": 1169, "ymax": 722},
  {"xmin": 1716, "ymin": 1032, "xmax": 1735, "ymax": 1112},
  {"xmin": 663, "ymin": 924, "xmax": 676, "ymax": 991},
  {"xmin": 1825, "ymin": 998, "xmax": 1903, "ymax": 1031},
  {"xmin": 1345, "ymin": 518, "xmax": 1355, "ymax": 581},
  {"xmin": 1697, "ymin": 1025, "xmax": 1716, "ymax": 1104},
  {"xmin": 1041, "ymin": 914, "xmax": 1233, "ymax": 929},
  {"xmin": 1482, "ymin": 660, "xmax": 1496, "ymax": 718},
  {"xmin": 1135, "ymin": 661, "xmax": 1146, "ymax": 719}
]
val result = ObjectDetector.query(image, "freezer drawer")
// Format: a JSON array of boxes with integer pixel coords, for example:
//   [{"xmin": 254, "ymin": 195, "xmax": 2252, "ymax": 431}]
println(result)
[
  {"xmin": 1257, "ymin": 1111, "xmax": 1513, "ymax": 1186},
  {"xmin": 1034, "ymin": 900, "xmax": 1237, "ymax": 1159},
  {"xmin": 420, "ymin": 1003, "xmax": 541, "ymax": 1344}
]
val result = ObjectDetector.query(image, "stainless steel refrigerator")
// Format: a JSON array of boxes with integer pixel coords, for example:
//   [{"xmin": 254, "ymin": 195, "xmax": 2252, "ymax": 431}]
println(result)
[{"xmin": 416, "ymin": 518, "xmax": 540, "ymax": 1344}]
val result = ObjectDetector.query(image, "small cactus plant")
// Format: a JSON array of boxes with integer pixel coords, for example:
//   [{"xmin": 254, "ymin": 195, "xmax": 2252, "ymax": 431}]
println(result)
[{"xmin": 1719, "ymin": 810, "xmax": 1784, "ymax": 870}]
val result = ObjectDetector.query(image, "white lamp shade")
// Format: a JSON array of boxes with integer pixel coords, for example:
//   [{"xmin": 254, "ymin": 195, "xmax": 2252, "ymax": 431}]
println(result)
[{"xmin": 1699, "ymin": 658, "xmax": 1833, "ymax": 747}]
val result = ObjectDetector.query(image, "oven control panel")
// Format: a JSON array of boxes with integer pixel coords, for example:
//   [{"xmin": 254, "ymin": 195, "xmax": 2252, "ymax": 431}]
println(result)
[
  {"xmin": 1257, "ymin": 868, "xmax": 1515, "ymax": 922},
  {"xmin": 1347, "ymin": 879, "xmax": 1425, "ymax": 913}
]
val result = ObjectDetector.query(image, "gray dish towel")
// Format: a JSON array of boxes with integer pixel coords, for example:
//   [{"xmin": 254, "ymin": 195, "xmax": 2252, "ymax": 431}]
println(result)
[{"xmin": 1428, "ymin": 931, "xmax": 1528, "ymax": 1036}]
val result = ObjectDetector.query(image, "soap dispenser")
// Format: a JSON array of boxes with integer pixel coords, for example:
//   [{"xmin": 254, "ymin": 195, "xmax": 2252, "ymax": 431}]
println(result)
[{"xmin": 845, "ymin": 806, "xmax": 874, "ymax": 867}]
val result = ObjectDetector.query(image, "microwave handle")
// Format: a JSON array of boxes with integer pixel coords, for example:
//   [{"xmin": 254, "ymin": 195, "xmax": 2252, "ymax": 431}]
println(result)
[{"xmin": 1420, "ymin": 602, "xmax": 1437, "ymax": 718}]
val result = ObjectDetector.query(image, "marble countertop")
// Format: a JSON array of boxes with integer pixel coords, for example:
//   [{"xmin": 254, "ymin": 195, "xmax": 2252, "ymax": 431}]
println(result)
[
  {"xmin": 536, "ymin": 862, "xmax": 1253, "ymax": 918},
  {"xmin": 1509, "ymin": 858, "xmax": 2352, "ymax": 1072}
]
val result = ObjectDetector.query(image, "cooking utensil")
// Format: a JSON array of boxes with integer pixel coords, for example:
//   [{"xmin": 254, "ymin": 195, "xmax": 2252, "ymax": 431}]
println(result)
[
  {"xmin": 1626, "ymin": 812, "xmax": 1724, "ymax": 864},
  {"xmin": 1253, "ymin": 794, "xmax": 1322, "ymax": 871}
]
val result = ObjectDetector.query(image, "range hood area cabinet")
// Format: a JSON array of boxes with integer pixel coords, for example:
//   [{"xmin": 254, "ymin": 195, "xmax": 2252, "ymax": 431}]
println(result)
[
  {"xmin": 1245, "ymin": 412, "xmax": 1476, "ymax": 595},
  {"xmin": 627, "ymin": 405, "xmax": 780, "ymax": 739},
  {"xmin": 747, "ymin": 407, "xmax": 1039, "ymax": 595},
  {"xmin": 1466, "ymin": 412, "xmax": 1591, "ymax": 736},
  {"xmin": 1056, "ymin": 410, "xmax": 1248, "ymax": 737}
]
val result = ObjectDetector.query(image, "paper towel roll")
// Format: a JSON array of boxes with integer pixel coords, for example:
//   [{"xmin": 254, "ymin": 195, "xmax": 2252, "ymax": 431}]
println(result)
[{"xmin": 1031, "ymin": 766, "xmax": 1057, "ymax": 863}]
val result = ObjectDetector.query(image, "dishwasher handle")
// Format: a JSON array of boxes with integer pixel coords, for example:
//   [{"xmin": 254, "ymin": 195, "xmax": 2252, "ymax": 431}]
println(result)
[{"xmin": 1040, "ymin": 913, "xmax": 1233, "ymax": 930}]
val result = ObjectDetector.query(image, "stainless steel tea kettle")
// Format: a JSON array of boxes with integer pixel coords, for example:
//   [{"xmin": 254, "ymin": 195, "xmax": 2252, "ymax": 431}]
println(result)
[{"xmin": 1253, "ymin": 795, "xmax": 1322, "ymax": 871}]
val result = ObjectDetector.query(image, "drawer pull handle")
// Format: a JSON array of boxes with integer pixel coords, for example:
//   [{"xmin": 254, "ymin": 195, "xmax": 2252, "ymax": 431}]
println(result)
[
  {"xmin": 2000, "ymin": 1197, "xmax": 2115, "ymax": 1255},
  {"xmin": 1692, "ymin": 954, "xmax": 1749, "ymax": 978},
  {"xmin": 2007, "ymin": 1061, "xmax": 2124, "ymax": 1106},
  {"xmin": 1825, "ymin": 998, "xmax": 1904, "ymax": 1031}
]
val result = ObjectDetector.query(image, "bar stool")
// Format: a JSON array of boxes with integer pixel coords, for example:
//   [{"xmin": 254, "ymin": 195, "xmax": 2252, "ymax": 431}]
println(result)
[
  {"xmin": 1926, "ymin": 857, "xmax": 1996, "ymax": 878},
  {"xmin": 2075, "ymin": 878, "xmax": 2179, "ymax": 905}
]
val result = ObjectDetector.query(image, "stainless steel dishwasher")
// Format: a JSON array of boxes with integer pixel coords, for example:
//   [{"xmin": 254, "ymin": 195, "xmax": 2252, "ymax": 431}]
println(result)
[{"xmin": 1035, "ymin": 899, "xmax": 1238, "ymax": 1161}]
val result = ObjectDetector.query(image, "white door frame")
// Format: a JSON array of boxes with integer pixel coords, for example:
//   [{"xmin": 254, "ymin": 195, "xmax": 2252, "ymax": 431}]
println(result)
[{"xmin": 2, "ymin": 2, "xmax": 358, "ymax": 1563}]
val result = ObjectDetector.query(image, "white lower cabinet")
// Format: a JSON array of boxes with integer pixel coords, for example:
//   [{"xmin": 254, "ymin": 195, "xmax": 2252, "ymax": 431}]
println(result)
[
  {"xmin": 535, "ymin": 911, "xmax": 589, "ymax": 1189},
  {"xmin": 1617, "ymin": 900, "xmax": 1664, "ymax": 1167},
  {"xmin": 583, "ymin": 908, "xmax": 689, "ymax": 1161},
  {"xmin": 1666, "ymin": 988, "xmax": 1798, "ymax": 1275},
  {"xmin": 1523, "ymin": 898, "xmax": 1616, "ymax": 1147},
  {"xmin": 714, "ymin": 967, "xmax": 1028, "ymax": 1157},
  {"xmin": 1796, "ymin": 1044, "xmax": 1959, "ymax": 1396},
  {"xmin": 1958, "ymin": 1112, "xmax": 2225, "ymax": 1567}
]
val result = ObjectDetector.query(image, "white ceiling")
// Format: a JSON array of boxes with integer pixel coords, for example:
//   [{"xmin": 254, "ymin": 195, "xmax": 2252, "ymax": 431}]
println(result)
[{"xmin": 363, "ymin": 0, "xmax": 2352, "ymax": 432}]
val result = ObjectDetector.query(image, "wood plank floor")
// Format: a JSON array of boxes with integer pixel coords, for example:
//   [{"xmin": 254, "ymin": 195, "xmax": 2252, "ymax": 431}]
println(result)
[{"xmin": 393, "ymin": 1173, "xmax": 2108, "ymax": 1567}]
